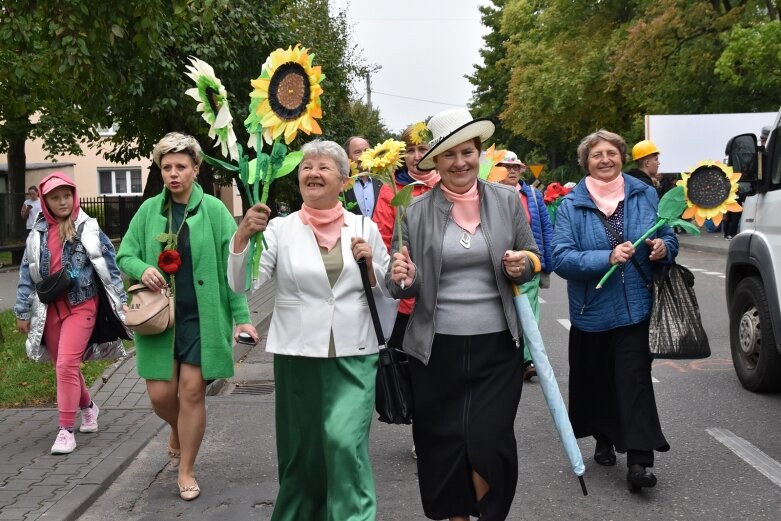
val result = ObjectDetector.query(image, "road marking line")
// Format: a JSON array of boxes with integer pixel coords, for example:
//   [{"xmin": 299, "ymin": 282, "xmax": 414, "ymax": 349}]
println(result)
[
  {"xmin": 707, "ymin": 428, "xmax": 781, "ymax": 488},
  {"xmin": 539, "ymin": 297, "xmax": 546, "ymax": 304},
  {"xmin": 704, "ymin": 271, "xmax": 723, "ymax": 276},
  {"xmin": 557, "ymin": 319, "xmax": 571, "ymax": 330},
  {"xmin": 652, "ymin": 377, "xmax": 660, "ymax": 383},
  {"xmin": 688, "ymin": 268, "xmax": 706, "ymax": 272}
]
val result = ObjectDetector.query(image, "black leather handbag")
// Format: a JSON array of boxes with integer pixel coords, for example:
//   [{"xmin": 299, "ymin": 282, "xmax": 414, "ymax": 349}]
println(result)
[
  {"xmin": 356, "ymin": 258, "xmax": 413, "ymax": 425},
  {"xmin": 36, "ymin": 269, "xmax": 72, "ymax": 304}
]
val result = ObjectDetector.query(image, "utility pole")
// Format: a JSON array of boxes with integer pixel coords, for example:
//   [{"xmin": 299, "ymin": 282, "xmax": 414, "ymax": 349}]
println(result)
[
  {"xmin": 366, "ymin": 71, "xmax": 372, "ymax": 111},
  {"xmin": 364, "ymin": 65, "xmax": 382, "ymax": 111}
]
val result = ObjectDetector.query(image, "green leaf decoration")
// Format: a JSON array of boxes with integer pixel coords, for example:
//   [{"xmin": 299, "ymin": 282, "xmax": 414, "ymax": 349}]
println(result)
[
  {"xmin": 391, "ymin": 182, "xmax": 425, "ymax": 208},
  {"xmin": 155, "ymin": 233, "xmax": 172, "ymax": 243},
  {"xmin": 657, "ymin": 186, "xmax": 687, "ymax": 220},
  {"xmin": 274, "ymin": 150, "xmax": 304, "ymax": 180},
  {"xmin": 247, "ymin": 155, "xmax": 270, "ymax": 185},
  {"xmin": 201, "ymin": 153, "xmax": 240, "ymax": 172},
  {"xmin": 247, "ymin": 158, "xmax": 258, "ymax": 184},
  {"xmin": 270, "ymin": 139, "xmax": 288, "ymax": 173},
  {"xmin": 479, "ymin": 162, "xmax": 492, "ymax": 180},
  {"xmin": 667, "ymin": 218, "xmax": 701, "ymax": 236}
]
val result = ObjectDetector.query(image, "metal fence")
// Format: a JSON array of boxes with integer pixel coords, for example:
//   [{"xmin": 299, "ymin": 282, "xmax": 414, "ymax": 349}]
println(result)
[{"xmin": 0, "ymin": 194, "xmax": 143, "ymax": 248}]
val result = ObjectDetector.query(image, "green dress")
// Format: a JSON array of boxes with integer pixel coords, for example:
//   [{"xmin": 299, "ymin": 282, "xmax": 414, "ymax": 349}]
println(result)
[{"xmin": 171, "ymin": 202, "xmax": 201, "ymax": 366}]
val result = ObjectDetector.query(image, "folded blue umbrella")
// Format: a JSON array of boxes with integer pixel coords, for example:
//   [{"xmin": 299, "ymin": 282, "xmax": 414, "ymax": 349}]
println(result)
[{"xmin": 513, "ymin": 285, "xmax": 588, "ymax": 496}]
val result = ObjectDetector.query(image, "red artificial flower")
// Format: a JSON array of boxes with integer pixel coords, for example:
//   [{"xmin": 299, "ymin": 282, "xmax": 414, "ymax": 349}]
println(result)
[
  {"xmin": 544, "ymin": 182, "xmax": 564, "ymax": 204},
  {"xmin": 158, "ymin": 249, "xmax": 181, "ymax": 274}
]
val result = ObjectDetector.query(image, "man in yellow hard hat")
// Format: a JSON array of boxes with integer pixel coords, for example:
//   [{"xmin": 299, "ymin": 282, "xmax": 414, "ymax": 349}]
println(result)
[{"xmin": 627, "ymin": 139, "xmax": 661, "ymax": 190}]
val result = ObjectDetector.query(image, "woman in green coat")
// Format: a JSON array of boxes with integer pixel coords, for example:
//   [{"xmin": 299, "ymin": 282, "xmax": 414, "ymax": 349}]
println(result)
[{"xmin": 117, "ymin": 132, "xmax": 257, "ymax": 501}]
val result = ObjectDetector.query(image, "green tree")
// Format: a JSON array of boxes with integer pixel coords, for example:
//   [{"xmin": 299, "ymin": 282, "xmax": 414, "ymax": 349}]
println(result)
[
  {"xmin": 0, "ymin": 1, "xmax": 169, "ymax": 199},
  {"xmin": 345, "ymin": 100, "xmax": 390, "ymax": 145}
]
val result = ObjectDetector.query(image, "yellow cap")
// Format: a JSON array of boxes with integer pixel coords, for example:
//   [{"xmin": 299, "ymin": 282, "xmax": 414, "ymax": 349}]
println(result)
[{"xmin": 632, "ymin": 140, "xmax": 660, "ymax": 161}]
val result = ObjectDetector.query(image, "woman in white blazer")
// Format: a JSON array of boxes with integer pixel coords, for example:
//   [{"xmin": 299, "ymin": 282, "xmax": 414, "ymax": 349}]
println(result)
[{"xmin": 227, "ymin": 139, "xmax": 391, "ymax": 521}]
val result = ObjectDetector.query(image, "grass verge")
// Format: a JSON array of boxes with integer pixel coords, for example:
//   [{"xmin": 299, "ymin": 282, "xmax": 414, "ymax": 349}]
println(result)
[{"xmin": 0, "ymin": 310, "xmax": 114, "ymax": 407}]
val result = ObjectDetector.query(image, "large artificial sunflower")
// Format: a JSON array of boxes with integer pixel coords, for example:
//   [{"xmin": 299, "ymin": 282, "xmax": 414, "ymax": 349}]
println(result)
[
  {"xmin": 359, "ymin": 139, "xmax": 406, "ymax": 185},
  {"xmin": 184, "ymin": 57, "xmax": 239, "ymax": 161},
  {"xmin": 678, "ymin": 160, "xmax": 742, "ymax": 226},
  {"xmin": 245, "ymin": 44, "xmax": 325, "ymax": 146}
]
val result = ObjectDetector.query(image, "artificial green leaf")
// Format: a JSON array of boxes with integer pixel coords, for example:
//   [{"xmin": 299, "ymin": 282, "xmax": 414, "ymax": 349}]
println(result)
[
  {"xmin": 657, "ymin": 186, "xmax": 687, "ymax": 220},
  {"xmin": 478, "ymin": 162, "xmax": 492, "ymax": 180},
  {"xmin": 247, "ymin": 158, "xmax": 257, "ymax": 184},
  {"xmin": 155, "ymin": 233, "xmax": 175, "ymax": 243},
  {"xmin": 391, "ymin": 182, "xmax": 425, "ymax": 208},
  {"xmin": 270, "ymin": 139, "xmax": 288, "ymax": 172},
  {"xmin": 201, "ymin": 153, "xmax": 239, "ymax": 172},
  {"xmin": 667, "ymin": 218, "xmax": 701, "ymax": 236},
  {"xmin": 274, "ymin": 150, "xmax": 304, "ymax": 179}
]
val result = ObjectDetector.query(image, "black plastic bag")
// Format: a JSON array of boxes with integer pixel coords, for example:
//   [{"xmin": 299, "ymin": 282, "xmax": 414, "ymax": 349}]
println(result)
[{"xmin": 649, "ymin": 264, "xmax": 710, "ymax": 359}]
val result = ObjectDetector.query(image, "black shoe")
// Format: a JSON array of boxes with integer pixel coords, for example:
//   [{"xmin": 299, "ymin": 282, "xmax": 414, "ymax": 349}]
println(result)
[
  {"xmin": 627, "ymin": 465, "xmax": 657, "ymax": 493},
  {"xmin": 523, "ymin": 362, "xmax": 537, "ymax": 381},
  {"xmin": 594, "ymin": 442, "xmax": 616, "ymax": 466}
]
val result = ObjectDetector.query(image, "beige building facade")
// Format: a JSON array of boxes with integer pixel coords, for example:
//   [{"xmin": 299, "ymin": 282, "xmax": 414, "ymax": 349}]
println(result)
[{"xmin": 1, "ymin": 134, "xmax": 243, "ymax": 215}]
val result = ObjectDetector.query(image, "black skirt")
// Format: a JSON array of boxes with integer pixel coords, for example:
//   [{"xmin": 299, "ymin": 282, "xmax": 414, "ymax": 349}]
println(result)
[
  {"xmin": 409, "ymin": 330, "xmax": 523, "ymax": 520},
  {"xmin": 568, "ymin": 319, "xmax": 670, "ymax": 455}
]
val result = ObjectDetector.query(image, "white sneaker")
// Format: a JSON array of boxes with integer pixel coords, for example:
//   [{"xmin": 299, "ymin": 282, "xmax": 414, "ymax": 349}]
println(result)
[
  {"xmin": 80, "ymin": 402, "xmax": 99, "ymax": 433},
  {"xmin": 51, "ymin": 429, "xmax": 77, "ymax": 454}
]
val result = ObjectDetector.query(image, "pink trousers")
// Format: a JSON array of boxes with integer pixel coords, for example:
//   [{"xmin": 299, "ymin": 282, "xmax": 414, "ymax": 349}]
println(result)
[{"xmin": 44, "ymin": 296, "xmax": 98, "ymax": 429}]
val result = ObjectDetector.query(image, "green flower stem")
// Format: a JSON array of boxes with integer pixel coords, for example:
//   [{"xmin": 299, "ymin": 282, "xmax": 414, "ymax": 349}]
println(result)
[{"xmin": 595, "ymin": 219, "xmax": 667, "ymax": 289}]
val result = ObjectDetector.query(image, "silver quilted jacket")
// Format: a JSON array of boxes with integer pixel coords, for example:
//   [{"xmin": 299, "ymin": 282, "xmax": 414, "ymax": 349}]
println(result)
[{"xmin": 21, "ymin": 212, "xmax": 128, "ymax": 361}]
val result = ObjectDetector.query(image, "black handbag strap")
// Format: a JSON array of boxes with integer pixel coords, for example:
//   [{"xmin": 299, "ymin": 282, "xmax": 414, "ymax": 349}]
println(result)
[
  {"xmin": 593, "ymin": 210, "xmax": 652, "ymax": 289},
  {"xmin": 357, "ymin": 258, "xmax": 387, "ymax": 347}
]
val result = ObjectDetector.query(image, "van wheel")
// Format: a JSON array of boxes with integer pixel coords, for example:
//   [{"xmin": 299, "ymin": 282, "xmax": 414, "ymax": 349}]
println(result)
[{"xmin": 730, "ymin": 277, "xmax": 781, "ymax": 392}]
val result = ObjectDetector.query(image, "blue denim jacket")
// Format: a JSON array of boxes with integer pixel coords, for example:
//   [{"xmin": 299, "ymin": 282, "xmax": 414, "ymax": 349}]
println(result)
[{"xmin": 14, "ymin": 217, "xmax": 125, "ymax": 319}]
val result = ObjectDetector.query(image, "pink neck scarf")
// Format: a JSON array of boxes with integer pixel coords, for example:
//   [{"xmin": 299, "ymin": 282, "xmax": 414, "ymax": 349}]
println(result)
[
  {"xmin": 585, "ymin": 174, "xmax": 625, "ymax": 217},
  {"xmin": 440, "ymin": 180, "xmax": 480, "ymax": 234},
  {"xmin": 409, "ymin": 169, "xmax": 441, "ymax": 188},
  {"xmin": 298, "ymin": 203, "xmax": 345, "ymax": 251}
]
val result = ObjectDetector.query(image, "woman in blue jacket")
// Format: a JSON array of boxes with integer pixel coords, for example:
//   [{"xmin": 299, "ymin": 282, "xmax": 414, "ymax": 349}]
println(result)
[{"xmin": 552, "ymin": 129, "xmax": 678, "ymax": 493}]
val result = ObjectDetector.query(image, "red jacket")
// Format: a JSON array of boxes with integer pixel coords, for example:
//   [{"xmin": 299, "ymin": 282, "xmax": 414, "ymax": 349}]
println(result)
[{"xmin": 373, "ymin": 179, "xmax": 432, "ymax": 315}]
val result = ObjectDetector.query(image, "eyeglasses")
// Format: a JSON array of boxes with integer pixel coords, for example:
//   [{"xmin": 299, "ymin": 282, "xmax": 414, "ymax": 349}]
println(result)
[{"xmin": 503, "ymin": 164, "xmax": 523, "ymax": 172}]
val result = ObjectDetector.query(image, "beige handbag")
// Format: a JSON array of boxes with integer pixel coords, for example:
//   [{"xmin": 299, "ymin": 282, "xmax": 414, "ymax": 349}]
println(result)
[{"xmin": 124, "ymin": 284, "xmax": 175, "ymax": 335}]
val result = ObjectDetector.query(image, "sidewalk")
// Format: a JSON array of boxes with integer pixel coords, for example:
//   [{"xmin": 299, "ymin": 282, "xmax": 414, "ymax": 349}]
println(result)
[
  {"xmin": 674, "ymin": 229, "xmax": 730, "ymax": 256},
  {"xmin": 0, "ymin": 280, "xmax": 277, "ymax": 521}
]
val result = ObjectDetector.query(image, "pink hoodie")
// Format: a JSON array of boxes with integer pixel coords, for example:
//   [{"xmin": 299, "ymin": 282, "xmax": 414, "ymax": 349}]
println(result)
[{"xmin": 38, "ymin": 172, "xmax": 81, "ymax": 274}]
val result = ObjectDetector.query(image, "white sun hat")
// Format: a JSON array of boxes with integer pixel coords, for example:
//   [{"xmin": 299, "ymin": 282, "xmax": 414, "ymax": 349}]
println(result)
[
  {"xmin": 497, "ymin": 151, "xmax": 523, "ymax": 165},
  {"xmin": 417, "ymin": 108, "xmax": 495, "ymax": 171}
]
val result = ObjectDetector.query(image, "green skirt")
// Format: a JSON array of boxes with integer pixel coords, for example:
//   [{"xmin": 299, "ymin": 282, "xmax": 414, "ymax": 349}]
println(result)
[{"xmin": 272, "ymin": 353, "xmax": 378, "ymax": 521}]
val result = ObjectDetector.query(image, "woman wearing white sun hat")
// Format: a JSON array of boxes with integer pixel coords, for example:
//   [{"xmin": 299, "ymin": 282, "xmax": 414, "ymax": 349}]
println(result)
[{"xmin": 387, "ymin": 107, "xmax": 539, "ymax": 521}]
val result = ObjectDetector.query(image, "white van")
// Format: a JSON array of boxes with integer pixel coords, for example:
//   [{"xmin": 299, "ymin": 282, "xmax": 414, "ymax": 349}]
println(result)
[{"xmin": 724, "ymin": 108, "xmax": 781, "ymax": 392}]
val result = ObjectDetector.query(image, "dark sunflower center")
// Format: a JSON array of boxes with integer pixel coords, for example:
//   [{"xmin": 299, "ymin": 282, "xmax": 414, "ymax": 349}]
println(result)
[
  {"xmin": 268, "ymin": 62, "xmax": 311, "ymax": 121},
  {"xmin": 687, "ymin": 166, "xmax": 731, "ymax": 208},
  {"xmin": 205, "ymin": 86, "xmax": 221, "ymax": 116}
]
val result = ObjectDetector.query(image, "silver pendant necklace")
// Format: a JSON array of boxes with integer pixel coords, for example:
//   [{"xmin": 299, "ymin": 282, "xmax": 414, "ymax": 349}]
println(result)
[{"xmin": 459, "ymin": 230, "xmax": 472, "ymax": 249}]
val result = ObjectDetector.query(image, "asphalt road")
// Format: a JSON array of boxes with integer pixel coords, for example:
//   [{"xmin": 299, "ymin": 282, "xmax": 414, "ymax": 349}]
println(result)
[{"xmin": 46, "ymin": 248, "xmax": 781, "ymax": 519}]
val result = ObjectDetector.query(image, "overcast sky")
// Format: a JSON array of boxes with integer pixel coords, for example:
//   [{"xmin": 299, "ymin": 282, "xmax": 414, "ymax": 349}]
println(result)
[{"xmin": 332, "ymin": 0, "xmax": 490, "ymax": 135}]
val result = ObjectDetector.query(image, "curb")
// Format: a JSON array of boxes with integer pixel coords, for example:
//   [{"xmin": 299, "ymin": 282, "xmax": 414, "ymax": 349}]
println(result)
[{"xmin": 51, "ymin": 413, "xmax": 165, "ymax": 521}]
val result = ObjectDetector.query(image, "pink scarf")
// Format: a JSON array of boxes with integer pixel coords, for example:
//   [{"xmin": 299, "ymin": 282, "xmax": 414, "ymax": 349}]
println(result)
[
  {"xmin": 440, "ymin": 181, "xmax": 480, "ymax": 234},
  {"xmin": 585, "ymin": 174, "xmax": 625, "ymax": 217},
  {"xmin": 409, "ymin": 169, "xmax": 441, "ymax": 188},
  {"xmin": 298, "ymin": 203, "xmax": 345, "ymax": 251}
]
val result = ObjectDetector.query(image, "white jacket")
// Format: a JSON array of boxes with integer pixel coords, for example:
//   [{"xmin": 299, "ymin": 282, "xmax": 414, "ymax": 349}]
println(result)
[{"xmin": 228, "ymin": 210, "xmax": 393, "ymax": 357}]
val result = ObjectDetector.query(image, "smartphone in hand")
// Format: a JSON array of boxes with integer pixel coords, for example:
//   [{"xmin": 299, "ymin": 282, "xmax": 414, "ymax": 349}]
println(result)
[{"xmin": 237, "ymin": 332, "xmax": 256, "ymax": 345}]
